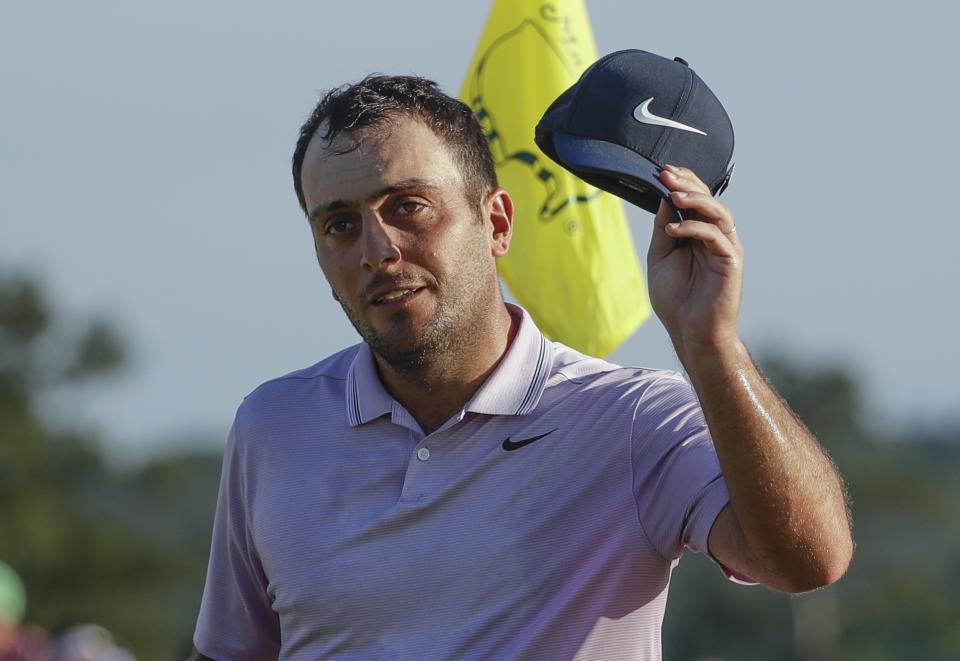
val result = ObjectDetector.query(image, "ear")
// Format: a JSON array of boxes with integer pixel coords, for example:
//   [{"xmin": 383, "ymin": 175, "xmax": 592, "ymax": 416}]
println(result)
[{"xmin": 484, "ymin": 188, "xmax": 514, "ymax": 258}]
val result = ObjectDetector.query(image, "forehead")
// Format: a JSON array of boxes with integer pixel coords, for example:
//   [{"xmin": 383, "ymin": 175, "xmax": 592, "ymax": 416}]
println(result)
[{"xmin": 300, "ymin": 117, "xmax": 464, "ymax": 214}]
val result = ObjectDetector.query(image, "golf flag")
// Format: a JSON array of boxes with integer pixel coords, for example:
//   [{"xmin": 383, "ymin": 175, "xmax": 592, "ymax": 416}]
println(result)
[{"xmin": 460, "ymin": 0, "xmax": 650, "ymax": 357}]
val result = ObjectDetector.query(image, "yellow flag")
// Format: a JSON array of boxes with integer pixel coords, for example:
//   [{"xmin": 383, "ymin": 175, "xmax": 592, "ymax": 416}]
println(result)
[{"xmin": 460, "ymin": 0, "xmax": 650, "ymax": 357}]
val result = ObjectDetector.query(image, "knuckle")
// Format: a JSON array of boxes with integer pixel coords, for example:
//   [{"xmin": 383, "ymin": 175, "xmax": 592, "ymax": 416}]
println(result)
[{"xmin": 679, "ymin": 166, "xmax": 705, "ymax": 184}]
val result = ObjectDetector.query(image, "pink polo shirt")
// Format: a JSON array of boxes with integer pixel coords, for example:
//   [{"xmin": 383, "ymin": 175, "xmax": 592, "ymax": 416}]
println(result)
[{"xmin": 195, "ymin": 304, "xmax": 735, "ymax": 660}]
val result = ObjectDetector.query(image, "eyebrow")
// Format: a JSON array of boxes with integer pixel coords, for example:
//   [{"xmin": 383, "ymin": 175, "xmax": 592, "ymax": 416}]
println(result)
[{"xmin": 307, "ymin": 178, "xmax": 440, "ymax": 222}]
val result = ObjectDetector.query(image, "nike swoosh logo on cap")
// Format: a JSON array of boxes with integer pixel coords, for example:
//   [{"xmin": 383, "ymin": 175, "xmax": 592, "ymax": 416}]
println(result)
[
  {"xmin": 633, "ymin": 98, "xmax": 707, "ymax": 135},
  {"xmin": 502, "ymin": 428, "xmax": 558, "ymax": 452}
]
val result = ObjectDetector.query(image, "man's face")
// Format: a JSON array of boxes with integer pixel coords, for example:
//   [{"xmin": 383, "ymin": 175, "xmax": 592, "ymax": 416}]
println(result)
[{"xmin": 300, "ymin": 117, "xmax": 504, "ymax": 370}]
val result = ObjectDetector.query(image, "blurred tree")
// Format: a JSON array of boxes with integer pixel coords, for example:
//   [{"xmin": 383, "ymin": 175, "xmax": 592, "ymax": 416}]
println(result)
[
  {"xmin": 663, "ymin": 352, "xmax": 960, "ymax": 661},
  {"xmin": 0, "ymin": 273, "xmax": 220, "ymax": 661}
]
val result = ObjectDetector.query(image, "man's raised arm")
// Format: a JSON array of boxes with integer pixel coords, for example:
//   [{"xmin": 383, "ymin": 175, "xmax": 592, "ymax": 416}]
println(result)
[{"xmin": 647, "ymin": 164, "xmax": 854, "ymax": 592}]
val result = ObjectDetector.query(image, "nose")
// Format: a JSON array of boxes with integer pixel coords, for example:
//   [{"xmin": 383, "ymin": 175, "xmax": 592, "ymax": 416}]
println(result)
[{"xmin": 359, "ymin": 211, "xmax": 401, "ymax": 272}]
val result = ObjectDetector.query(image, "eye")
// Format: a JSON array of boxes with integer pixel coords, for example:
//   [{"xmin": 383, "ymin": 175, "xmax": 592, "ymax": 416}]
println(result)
[
  {"xmin": 324, "ymin": 215, "xmax": 356, "ymax": 235},
  {"xmin": 396, "ymin": 199, "xmax": 427, "ymax": 216}
]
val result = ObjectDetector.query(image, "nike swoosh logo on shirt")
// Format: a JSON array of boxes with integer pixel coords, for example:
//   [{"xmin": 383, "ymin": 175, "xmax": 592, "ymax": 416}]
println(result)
[
  {"xmin": 632, "ymin": 98, "xmax": 707, "ymax": 135},
  {"xmin": 502, "ymin": 429, "xmax": 558, "ymax": 451}
]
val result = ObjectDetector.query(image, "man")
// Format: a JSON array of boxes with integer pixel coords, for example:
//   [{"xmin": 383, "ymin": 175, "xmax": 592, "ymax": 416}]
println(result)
[{"xmin": 192, "ymin": 75, "xmax": 853, "ymax": 660}]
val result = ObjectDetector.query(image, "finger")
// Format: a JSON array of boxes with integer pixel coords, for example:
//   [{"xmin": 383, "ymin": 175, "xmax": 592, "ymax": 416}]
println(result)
[
  {"xmin": 649, "ymin": 198, "xmax": 682, "ymax": 261},
  {"xmin": 661, "ymin": 164, "xmax": 712, "ymax": 196},
  {"xmin": 665, "ymin": 219, "xmax": 738, "ymax": 257},
  {"xmin": 670, "ymin": 190, "xmax": 737, "ymax": 237}
]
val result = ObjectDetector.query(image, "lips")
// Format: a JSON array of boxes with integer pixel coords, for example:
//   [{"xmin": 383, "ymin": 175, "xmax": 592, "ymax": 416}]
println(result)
[
  {"xmin": 363, "ymin": 273, "xmax": 433, "ymax": 308},
  {"xmin": 365, "ymin": 282, "xmax": 428, "ymax": 307},
  {"xmin": 372, "ymin": 287, "xmax": 422, "ymax": 304}
]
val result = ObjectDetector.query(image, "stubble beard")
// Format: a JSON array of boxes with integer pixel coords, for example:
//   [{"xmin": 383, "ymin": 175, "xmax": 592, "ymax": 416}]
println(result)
[
  {"xmin": 339, "ymin": 293, "xmax": 460, "ymax": 375},
  {"xmin": 339, "ymin": 243, "xmax": 496, "ymax": 380}
]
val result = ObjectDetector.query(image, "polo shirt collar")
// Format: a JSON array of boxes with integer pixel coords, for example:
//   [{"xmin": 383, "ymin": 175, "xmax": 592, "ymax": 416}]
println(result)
[
  {"xmin": 344, "ymin": 304, "xmax": 553, "ymax": 426},
  {"xmin": 345, "ymin": 342, "xmax": 394, "ymax": 427},
  {"xmin": 464, "ymin": 304, "xmax": 553, "ymax": 416}
]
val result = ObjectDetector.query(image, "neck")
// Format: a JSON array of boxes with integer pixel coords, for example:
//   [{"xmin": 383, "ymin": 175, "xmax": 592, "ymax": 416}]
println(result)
[{"xmin": 373, "ymin": 303, "xmax": 518, "ymax": 434}]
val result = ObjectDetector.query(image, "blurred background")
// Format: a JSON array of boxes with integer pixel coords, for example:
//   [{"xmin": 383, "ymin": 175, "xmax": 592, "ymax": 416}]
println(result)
[{"xmin": 1, "ymin": 0, "xmax": 958, "ymax": 659}]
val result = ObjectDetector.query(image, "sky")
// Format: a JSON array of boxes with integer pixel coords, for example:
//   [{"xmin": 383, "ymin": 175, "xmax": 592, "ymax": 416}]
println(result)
[{"xmin": 2, "ymin": 0, "xmax": 958, "ymax": 463}]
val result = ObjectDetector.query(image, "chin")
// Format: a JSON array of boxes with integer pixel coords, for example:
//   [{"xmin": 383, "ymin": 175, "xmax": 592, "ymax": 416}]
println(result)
[
  {"xmin": 368, "ymin": 316, "xmax": 458, "ymax": 368},
  {"xmin": 365, "ymin": 333, "xmax": 436, "ymax": 372},
  {"xmin": 341, "ymin": 297, "xmax": 459, "ymax": 366}
]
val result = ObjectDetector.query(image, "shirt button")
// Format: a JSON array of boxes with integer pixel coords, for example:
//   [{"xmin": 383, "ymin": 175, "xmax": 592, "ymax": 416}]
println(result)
[{"xmin": 417, "ymin": 447, "xmax": 431, "ymax": 461}]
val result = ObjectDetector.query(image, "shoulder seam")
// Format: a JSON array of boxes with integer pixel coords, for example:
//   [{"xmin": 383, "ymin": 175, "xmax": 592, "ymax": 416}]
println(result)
[
  {"xmin": 628, "ymin": 384, "xmax": 674, "ymax": 565},
  {"xmin": 245, "ymin": 371, "xmax": 347, "ymax": 401},
  {"xmin": 261, "ymin": 371, "xmax": 347, "ymax": 386},
  {"xmin": 554, "ymin": 363, "xmax": 665, "ymax": 386},
  {"xmin": 229, "ymin": 413, "xmax": 261, "ymax": 563},
  {"xmin": 245, "ymin": 345, "xmax": 362, "ymax": 398}
]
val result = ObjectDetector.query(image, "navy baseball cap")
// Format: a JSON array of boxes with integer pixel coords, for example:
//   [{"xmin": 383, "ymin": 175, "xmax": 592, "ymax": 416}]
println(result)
[{"xmin": 535, "ymin": 49, "xmax": 735, "ymax": 218}]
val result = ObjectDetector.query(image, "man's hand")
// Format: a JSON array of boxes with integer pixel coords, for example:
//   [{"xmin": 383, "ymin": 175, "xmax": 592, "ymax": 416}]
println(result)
[{"xmin": 647, "ymin": 164, "xmax": 743, "ymax": 361}]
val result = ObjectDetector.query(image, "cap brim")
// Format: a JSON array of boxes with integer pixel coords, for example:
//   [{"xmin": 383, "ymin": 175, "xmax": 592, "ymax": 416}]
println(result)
[{"xmin": 552, "ymin": 132, "xmax": 678, "ymax": 217}]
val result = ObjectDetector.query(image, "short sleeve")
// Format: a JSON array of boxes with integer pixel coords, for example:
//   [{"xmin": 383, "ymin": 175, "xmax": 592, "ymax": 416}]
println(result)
[
  {"xmin": 630, "ymin": 373, "xmax": 731, "ymax": 562},
  {"xmin": 194, "ymin": 416, "xmax": 281, "ymax": 660}
]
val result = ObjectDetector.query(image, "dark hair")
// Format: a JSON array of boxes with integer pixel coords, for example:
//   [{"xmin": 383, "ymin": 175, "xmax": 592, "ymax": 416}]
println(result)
[{"xmin": 292, "ymin": 74, "xmax": 497, "ymax": 215}]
